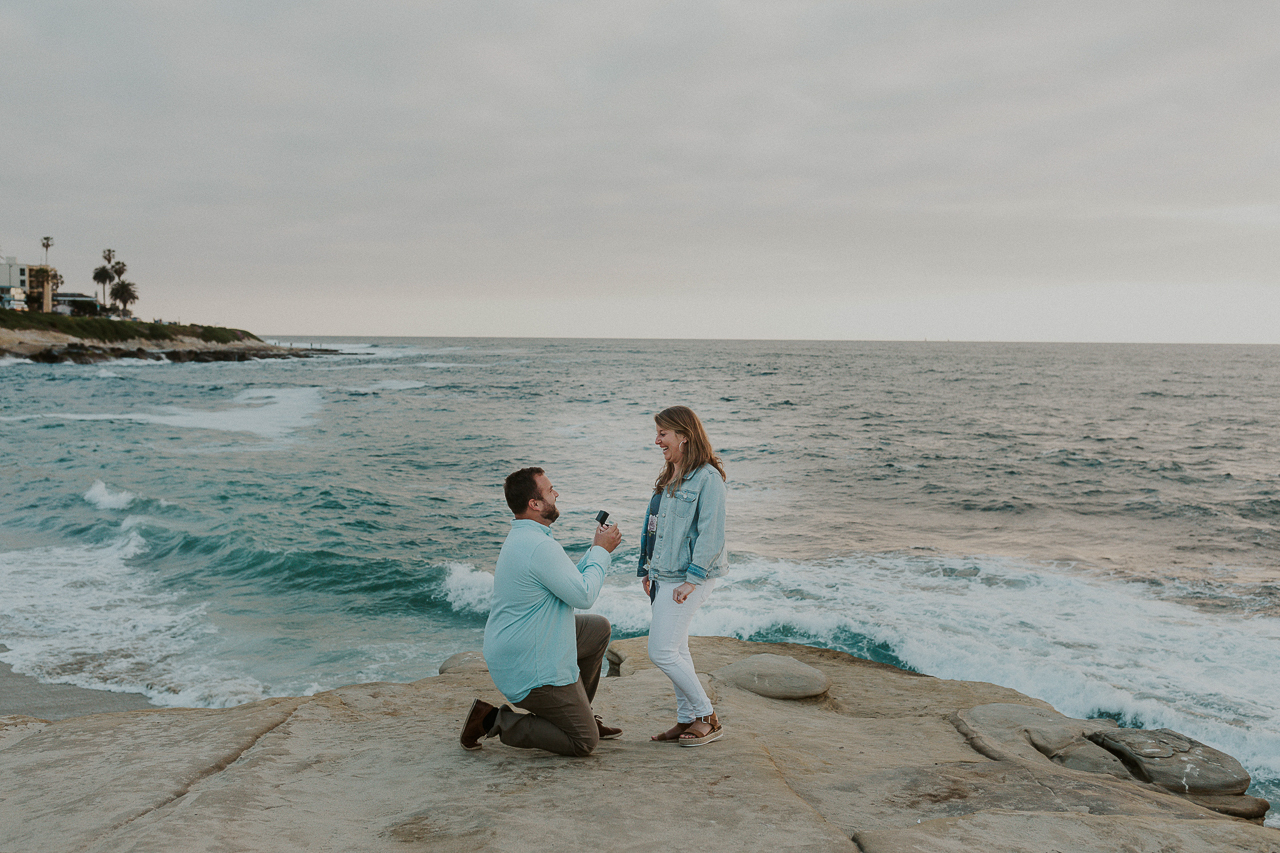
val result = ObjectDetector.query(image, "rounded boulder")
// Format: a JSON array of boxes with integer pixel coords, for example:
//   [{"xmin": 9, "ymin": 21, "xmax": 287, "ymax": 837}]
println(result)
[
  {"xmin": 713, "ymin": 653, "xmax": 831, "ymax": 699},
  {"xmin": 438, "ymin": 651, "xmax": 489, "ymax": 674}
]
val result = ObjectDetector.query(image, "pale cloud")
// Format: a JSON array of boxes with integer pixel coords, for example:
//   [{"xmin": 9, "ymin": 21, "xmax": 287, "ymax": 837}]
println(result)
[{"xmin": 1, "ymin": 1, "xmax": 1277, "ymax": 341}]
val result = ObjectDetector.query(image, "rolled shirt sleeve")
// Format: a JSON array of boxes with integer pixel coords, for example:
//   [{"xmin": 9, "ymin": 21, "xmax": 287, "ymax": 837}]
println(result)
[{"xmin": 533, "ymin": 540, "xmax": 608, "ymax": 608}]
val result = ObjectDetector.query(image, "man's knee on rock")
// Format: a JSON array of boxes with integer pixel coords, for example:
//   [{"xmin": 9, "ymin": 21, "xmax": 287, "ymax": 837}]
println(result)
[{"xmin": 569, "ymin": 731, "xmax": 600, "ymax": 757}]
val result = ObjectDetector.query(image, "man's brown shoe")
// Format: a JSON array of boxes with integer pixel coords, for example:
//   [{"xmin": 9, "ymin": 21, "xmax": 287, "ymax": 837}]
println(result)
[
  {"xmin": 460, "ymin": 699, "xmax": 496, "ymax": 750},
  {"xmin": 595, "ymin": 715, "xmax": 623, "ymax": 740}
]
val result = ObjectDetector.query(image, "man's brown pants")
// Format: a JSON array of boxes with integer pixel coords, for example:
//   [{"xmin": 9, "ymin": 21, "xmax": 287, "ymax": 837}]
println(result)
[{"xmin": 492, "ymin": 614, "xmax": 611, "ymax": 756}]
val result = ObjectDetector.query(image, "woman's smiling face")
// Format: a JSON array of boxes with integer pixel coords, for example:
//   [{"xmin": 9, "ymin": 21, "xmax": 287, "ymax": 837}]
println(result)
[{"xmin": 655, "ymin": 426, "xmax": 685, "ymax": 464}]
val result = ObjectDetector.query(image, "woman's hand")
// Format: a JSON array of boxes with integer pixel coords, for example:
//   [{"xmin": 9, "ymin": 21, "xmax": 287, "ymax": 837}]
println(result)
[
  {"xmin": 641, "ymin": 577, "xmax": 651, "ymax": 598},
  {"xmin": 672, "ymin": 582, "xmax": 695, "ymax": 604}
]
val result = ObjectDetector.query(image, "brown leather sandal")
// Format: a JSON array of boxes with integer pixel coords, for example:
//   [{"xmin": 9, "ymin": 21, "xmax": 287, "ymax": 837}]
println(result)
[
  {"xmin": 678, "ymin": 712, "xmax": 722, "ymax": 747},
  {"xmin": 651, "ymin": 721, "xmax": 692, "ymax": 742}
]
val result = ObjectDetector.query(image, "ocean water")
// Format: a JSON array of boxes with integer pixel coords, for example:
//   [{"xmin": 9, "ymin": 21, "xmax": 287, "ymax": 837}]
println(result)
[{"xmin": 1, "ymin": 338, "xmax": 1277, "ymax": 821}]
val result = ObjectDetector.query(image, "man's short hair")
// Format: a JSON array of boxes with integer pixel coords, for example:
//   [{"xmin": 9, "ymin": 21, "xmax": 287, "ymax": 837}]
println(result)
[{"xmin": 504, "ymin": 467, "xmax": 545, "ymax": 515}]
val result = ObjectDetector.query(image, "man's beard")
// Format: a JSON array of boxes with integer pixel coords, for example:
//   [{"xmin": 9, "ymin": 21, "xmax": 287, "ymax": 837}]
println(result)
[{"xmin": 540, "ymin": 504, "xmax": 559, "ymax": 523}]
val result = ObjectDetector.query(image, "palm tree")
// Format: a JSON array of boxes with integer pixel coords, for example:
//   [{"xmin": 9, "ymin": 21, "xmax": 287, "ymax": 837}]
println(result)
[
  {"xmin": 111, "ymin": 260, "xmax": 127, "ymax": 285},
  {"xmin": 93, "ymin": 265, "xmax": 115, "ymax": 305},
  {"xmin": 99, "ymin": 250, "xmax": 116, "ymax": 306},
  {"xmin": 41, "ymin": 236, "xmax": 53, "ymax": 264},
  {"xmin": 110, "ymin": 279, "xmax": 139, "ymax": 316}
]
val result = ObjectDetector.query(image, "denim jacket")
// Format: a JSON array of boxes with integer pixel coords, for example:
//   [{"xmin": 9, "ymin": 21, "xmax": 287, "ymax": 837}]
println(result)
[{"xmin": 637, "ymin": 464, "xmax": 728, "ymax": 586}]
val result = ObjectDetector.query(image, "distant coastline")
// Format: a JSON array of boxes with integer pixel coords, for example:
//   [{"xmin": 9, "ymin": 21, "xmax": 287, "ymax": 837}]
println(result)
[{"xmin": 0, "ymin": 310, "xmax": 328, "ymax": 363}]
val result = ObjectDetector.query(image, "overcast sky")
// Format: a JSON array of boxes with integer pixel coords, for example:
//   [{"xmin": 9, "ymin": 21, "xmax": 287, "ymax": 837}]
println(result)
[{"xmin": 2, "ymin": 1, "xmax": 1277, "ymax": 341}]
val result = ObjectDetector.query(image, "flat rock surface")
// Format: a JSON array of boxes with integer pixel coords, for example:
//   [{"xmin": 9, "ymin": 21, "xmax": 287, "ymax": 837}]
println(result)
[{"xmin": 0, "ymin": 636, "xmax": 1274, "ymax": 853}]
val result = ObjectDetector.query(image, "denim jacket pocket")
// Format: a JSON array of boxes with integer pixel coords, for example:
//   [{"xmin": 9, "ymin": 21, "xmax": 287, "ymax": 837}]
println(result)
[{"xmin": 671, "ymin": 489, "xmax": 698, "ymax": 518}]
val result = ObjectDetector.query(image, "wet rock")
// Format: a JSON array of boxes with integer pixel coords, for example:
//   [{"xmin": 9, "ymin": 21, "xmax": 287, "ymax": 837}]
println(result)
[
  {"xmin": 162, "ymin": 349, "xmax": 256, "ymax": 362},
  {"xmin": 121, "ymin": 348, "xmax": 162, "ymax": 361},
  {"xmin": 1087, "ymin": 727, "xmax": 1252, "ymax": 795},
  {"xmin": 1185, "ymin": 792, "xmax": 1272, "ymax": 821},
  {"xmin": 713, "ymin": 653, "xmax": 831, "ymax": 699},
  {"xmin": 953, "ymin": 703, "xmax": 1266, "ymax": 823},
  {"xmin": 26, "ymin": 346, "xmax": 87, "ymax": 364},
  {"xmin": 18, "ymin": 345, "xmax": 303, "ymax": 364}
]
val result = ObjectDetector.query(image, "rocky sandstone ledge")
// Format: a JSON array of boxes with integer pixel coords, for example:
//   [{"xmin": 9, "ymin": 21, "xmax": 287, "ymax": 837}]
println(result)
[
  {"xmin": 1, "ymin": 637, "xmax": 1275, "ymax": 853},
  {"xmin": 0, "ymin": 327, "xmax": 332, "ymax": 364}
]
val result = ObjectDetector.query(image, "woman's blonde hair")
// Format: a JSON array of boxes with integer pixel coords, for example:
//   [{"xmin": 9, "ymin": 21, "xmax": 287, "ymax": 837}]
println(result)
[{"xmin": 654, "ymin": 405, "xmax": 726, "ymax": 494}]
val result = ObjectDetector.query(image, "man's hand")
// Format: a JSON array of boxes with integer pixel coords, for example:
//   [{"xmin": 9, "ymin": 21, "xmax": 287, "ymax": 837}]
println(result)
[
  {"xmin": 641, "ymin": 576, "xmax": 651, "ymax": 598},
  {"xmin": 594, "ymin": 523, "xmax": 622, "ymax": 553}
]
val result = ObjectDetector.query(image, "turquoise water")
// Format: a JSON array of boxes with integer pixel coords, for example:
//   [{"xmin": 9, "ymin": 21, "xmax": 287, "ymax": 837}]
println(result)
[{"xmin": 1, "ymin": 338, "xmax": 1278, "ymax": 819}]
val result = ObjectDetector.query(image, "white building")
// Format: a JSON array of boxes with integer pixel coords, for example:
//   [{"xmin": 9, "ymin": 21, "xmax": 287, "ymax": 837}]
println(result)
[
  {"xmin": 1, "ymin": 256, "xmax": 29, "ymax": 311},
  {"xmin": 53, "ymin": 292, "xmax": 99, "ymax": 315}
]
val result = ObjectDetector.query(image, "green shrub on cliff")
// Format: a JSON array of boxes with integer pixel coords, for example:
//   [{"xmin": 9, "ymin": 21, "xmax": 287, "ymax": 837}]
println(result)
[
  {"xmin": 194, "ymin": 325, "xmax": 253, "ymax": 344},
  {"xmin": 0, "ymin": 309, "xmax": 260, "ymax": 345}
]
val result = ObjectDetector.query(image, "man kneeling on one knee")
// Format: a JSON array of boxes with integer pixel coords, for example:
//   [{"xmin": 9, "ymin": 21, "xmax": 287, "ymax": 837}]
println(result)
[{"xmin": 461, "ymin": 467, "xmax": 623, "ymax": 756}]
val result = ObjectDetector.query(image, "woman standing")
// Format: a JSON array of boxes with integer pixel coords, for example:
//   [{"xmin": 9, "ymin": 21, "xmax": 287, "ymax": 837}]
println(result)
[{"xmin": 639, "ymin": 405, "xmax": 729, "ymax": 746}]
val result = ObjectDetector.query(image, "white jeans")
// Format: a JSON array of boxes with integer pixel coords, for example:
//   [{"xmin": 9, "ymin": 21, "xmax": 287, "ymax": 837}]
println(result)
[{"xmin": 647, "ymin": 578, "xmax": 716, "ymax": 722}]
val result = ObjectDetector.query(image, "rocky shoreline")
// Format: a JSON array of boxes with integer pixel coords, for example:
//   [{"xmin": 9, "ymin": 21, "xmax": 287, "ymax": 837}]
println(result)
[
  {"xmin": 0, "ymin": 328, "xmax": 335, "ymax": 364},
  {"xmin": 0, "ymin": 636, "xmax": 1274, "ymax": 853}
]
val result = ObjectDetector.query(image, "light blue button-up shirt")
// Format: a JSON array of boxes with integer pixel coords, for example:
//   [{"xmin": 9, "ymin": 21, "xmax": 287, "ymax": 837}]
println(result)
[{"xmin": 483, "ymin": 519, "xmax": 611, "ymax": 703}]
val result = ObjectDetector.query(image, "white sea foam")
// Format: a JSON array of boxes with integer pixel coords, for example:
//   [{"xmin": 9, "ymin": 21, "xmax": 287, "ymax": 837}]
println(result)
[
  {"xmin": 314, "ymin": 360, "xmax": 473, "ymax": 375},
  {"xmin": 48, "ymin": 387, "xmax": 322, "ymax": 439},
  {"xmin": 83, "ymin": 480, "xmax": 136, "ymax": 510},
  {"xmin": 346, "ymin": 380, "xmax": 430, "ymax": 393},
  {"xmin": 442, "ymin": 562, "xmax": 494, "ymax": 614},
  {"xmin": 0, "ymin": 529, "xmax": 265, "ymax": 709},
  {"xmin": 345, "ymin": 640, "xmax": 451, "ymax": 685},
  {"xmin": 95, "ymin": 368, "xmax": 122, "ymax": 379},
  {"xmin": 588, "ymin": 551, "xmax": 1280, "ymax": 812}
]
